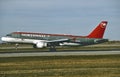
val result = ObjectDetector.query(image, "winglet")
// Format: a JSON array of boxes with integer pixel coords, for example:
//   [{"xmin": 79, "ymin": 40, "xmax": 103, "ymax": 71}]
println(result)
[{"xmin": 87, "ymin": 21, "xmax": 108, "ymax": 38}]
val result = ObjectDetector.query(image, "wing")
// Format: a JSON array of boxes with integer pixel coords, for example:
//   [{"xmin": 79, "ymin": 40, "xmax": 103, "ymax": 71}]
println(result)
[{"xmin": 46, "ymin": 39, "xmax": 70, "ymax": 46}]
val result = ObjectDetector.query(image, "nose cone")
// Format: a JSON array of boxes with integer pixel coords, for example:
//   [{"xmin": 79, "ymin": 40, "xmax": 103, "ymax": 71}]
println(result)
[
  {"xmin": 1, "ymin": 37, "xmax": 5, "ymax": 42},
  {"xmin": 1, "ymin": 37, "xmax": 9, "ymax": 42}
]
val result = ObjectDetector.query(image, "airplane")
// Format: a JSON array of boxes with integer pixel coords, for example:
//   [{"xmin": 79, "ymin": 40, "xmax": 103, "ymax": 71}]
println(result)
[{"xmin": 1, "ymin": 21, "xmax": 108, "ymax": 51}]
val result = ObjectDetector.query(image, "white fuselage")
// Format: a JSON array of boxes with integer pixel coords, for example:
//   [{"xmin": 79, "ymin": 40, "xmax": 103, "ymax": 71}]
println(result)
[
  {"xmin": 1, "ymin": 37, "xmax": 45, "ymax": 44},
  {"xmin": 1, "ymin": 36, "xmax": 81, "ymax": 48}
]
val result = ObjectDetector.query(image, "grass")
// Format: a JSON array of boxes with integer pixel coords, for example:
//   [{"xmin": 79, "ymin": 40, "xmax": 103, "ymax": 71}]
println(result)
[{"xmin": 0, "ymin": 55, "xmax": 120, "ymax": 77}]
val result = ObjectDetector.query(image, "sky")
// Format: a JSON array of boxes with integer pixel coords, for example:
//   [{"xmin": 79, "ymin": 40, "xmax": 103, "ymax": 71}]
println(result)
[{"xmin": 0, "ymin": 0, "xmax": 120, "ymax": 41}]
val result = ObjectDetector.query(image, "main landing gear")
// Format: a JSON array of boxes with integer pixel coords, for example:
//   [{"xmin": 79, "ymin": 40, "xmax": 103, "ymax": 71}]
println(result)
[
  {"xmin": 47, "ymin": 43, "xmax": 57, "ymax": 52},
  {"xmin": 49, "ymin": 45, "xmax": 56, "ymax": 52}
]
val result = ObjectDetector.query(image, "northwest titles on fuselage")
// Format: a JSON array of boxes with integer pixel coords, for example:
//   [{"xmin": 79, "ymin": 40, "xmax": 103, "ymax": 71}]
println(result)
[{"xmin": 21, "ymin": 33, "xmax": 50, "ymax": 38}]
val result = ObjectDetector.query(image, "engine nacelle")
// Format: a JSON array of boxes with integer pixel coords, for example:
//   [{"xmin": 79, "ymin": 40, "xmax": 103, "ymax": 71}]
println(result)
[
  {"xmin": 33, "ymin": 41, "xmax": 47, "ymax": 48},
  {"xmin": 36, "ymin": 42, "xmax": 44, "ymax": 48}
]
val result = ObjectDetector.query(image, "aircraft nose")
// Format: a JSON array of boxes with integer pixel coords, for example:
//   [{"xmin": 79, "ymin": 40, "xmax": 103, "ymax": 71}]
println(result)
[
  {"xmin": 1, "ymin": 37, "xmax": 5, "ymax": 41},
  {"xmin": 1, "ymin": 37, "xmax": 8, "ymax": 42}
]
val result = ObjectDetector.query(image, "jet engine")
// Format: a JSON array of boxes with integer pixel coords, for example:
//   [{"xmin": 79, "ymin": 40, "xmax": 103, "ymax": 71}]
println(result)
[{"xmin": 33, "ymin": 41, "xmax": 47, "ymax": 48}]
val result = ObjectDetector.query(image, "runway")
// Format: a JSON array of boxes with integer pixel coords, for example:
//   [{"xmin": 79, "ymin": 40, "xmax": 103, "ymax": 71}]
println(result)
[{"xmin": 0, "ymin": 50, "xmax": 120, "ymax": 57}]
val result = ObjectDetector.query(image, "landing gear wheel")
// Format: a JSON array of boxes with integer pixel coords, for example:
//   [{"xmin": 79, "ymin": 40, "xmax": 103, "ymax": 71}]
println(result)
[
  {"xmin": 49, "ymin": 45, "xmax": 56, "ymax": 52},
  {"xmin": 33, "ymin": 44, "xmax": 37, "ymax": 48}
]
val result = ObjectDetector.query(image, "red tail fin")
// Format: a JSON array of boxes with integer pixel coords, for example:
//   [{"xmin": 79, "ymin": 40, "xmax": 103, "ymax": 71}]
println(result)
[{"xmin": 87, "ymin": 21, "xmax": 108, "ymax": 38}]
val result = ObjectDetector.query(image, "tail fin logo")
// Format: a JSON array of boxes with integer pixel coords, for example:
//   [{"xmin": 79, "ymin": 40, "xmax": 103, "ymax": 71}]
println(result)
[{"xmin": 101, "ymin": 23, "xmax": 106, "ymax": 28}]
